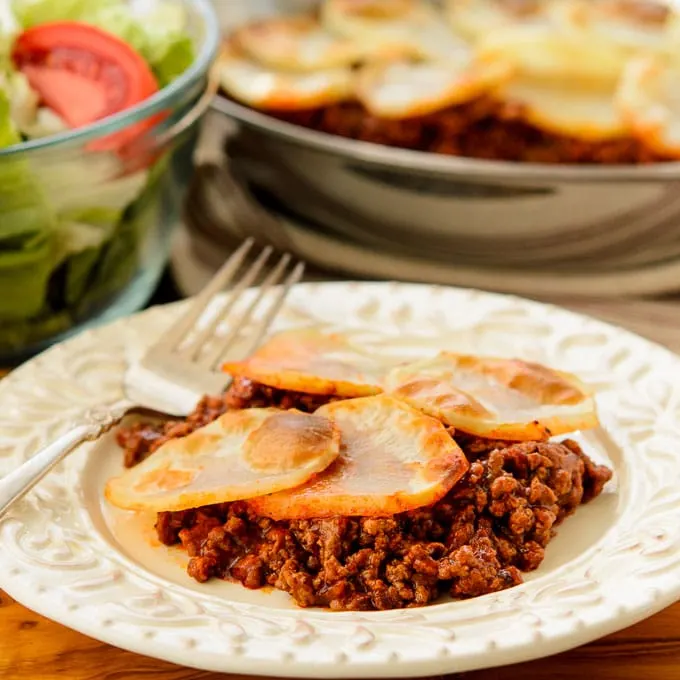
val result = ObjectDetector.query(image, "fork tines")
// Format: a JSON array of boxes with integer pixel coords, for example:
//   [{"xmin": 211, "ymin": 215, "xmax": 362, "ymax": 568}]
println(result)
[{"xmin": 155, "ymin": 238, "xmax": 305, "ymax": 372}]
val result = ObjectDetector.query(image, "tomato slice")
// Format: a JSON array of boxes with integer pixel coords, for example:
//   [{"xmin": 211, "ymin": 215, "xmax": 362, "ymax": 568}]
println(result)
[{"xmin": 12, "ymin": 21, "xmax": 159, "ymax": 138}]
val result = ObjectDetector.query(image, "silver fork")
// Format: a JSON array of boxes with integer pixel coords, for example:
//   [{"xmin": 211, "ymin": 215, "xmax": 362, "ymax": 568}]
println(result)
[{"xmin": 0, "ymin": 239, "xmax": 305, "ymax": 518}]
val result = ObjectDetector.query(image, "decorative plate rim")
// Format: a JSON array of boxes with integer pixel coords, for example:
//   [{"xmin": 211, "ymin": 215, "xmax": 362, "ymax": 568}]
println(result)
[{"xmin": 1, "ymin": 281, "xmax": 680, "ymax": 677}]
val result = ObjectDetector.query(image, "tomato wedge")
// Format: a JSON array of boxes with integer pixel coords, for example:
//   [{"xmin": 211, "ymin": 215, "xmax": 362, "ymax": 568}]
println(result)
[{"xmin": 12, "ymin": 21, "xmax": 160, "ymax": 148}]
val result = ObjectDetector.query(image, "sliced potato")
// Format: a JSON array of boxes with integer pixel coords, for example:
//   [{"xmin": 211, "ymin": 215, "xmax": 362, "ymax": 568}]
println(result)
[
  {"xmin": 217, "ymin": 43, "xmax": 354, "ymax": 111},
  {"xmin": 477, "ymin": 23, "xmax": 630, "ymax": 83},
  {"xmin": 616, "ymin": 54, "xmax": 680, "ymax": 157},
  {"xmin": 385, "ymin": 352, "xmax": 599, "ymax": 440},
  {"xmin": 356, "ymin": 53, "xmax": 513, "ymax": 118},
  {"xmin": 233, "ymin": 15, "xmax": 365, "ymax": 72},
  {"xmin": 248, "ymin": 395, "xmax": 469, "ymax": 519},
  {"xmin": 223, "ymin": 328, "xmax": 384, "ymax": 397},
  {"xmin": 321, "ymin": 0, "xmax": 467, "ymax": 61},
  {"xmin": 499, "ymin": 75, "xmax": 626, "ymax": 140},
  {"xmin": 105, "ymin": 409, "xmax": 341, "ymax": 512},
  {"xmin": 569, "ymin": 0, "xmax": 673, "ymax": 54},
  {"xmin": 446, "ymin": 0, "xmax": 560, "ymax": 41}
]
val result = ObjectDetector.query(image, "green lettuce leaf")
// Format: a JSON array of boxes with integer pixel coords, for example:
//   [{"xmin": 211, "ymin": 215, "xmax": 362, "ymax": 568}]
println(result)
[
  {"xmin": 78, "ymin": 4, "xmax": 147, "ymax": 54},
  {"xmin": 81, "ymin": 3, "xmax": 194, "ymax": 86},
  {"xmin": 33, "ymin": 152, "xmax": 148, "ymax": 217},
  {"xmin": 0, "ymin": 84, "xmax": 20, "ymax": 147},
  {"xmin": 0, "ymin": 90, "xmax": 57, "ymax": 320},
  {"xmin": 11, "ymin": 0, "xmax": 117, "ymax": 28},
  {"xmin": 0, "ymin": 0, "xmax": 19, "ymax": 63},
  {"xmin": 53, "ymin": 220, "xmax": 114, "ymax": 305},
  {"xmin": 139, "ymin": 5, "xmax": 194, "ymax": 86},
  {"xmin": 0, "ymin": 2, "xmax": 180, "ymax": 347}
]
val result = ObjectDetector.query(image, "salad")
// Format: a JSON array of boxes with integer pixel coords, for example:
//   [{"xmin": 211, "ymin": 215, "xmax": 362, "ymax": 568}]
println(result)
[{"xmin": 0, "ymin": 0, "xmax": 196, "ymax": 355}]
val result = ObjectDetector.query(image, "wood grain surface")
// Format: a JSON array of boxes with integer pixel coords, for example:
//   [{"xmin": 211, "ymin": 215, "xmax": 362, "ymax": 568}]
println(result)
[
  {"xmin": 1, "ymin": 284, "xmax": 680, "ymax": 680},
  {"xmin": 2, "ymin": 589, "xmax": 680, "ymax": 680}
]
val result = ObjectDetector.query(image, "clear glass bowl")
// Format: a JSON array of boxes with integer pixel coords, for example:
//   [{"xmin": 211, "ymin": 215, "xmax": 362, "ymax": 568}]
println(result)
[{"xmin": 0, "ymin": 0, "xmax": 220, "ymax": 364}]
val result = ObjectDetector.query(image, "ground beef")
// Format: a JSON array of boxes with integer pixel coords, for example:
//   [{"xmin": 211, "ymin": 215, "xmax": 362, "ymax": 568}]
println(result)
[
  {"xmin": 119, "ymin": 379, "xmax": 613, "ymax": 611},
  {"xmin": 155, "ymin": 437, "xmax": 611, "ymax": 610},
  {"xmin": 262, "ymin": 99, "xmax": 669, "ymax": 165},
  {"xmin": 223, "ymin": 376, "xmax": 340, "ymax": 411}
]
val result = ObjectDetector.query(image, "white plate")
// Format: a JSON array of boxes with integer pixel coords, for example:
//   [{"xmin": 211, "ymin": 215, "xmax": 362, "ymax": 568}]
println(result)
[{"xmin": 1, "ymin": 282, "xmax": 680, "ymax": 677}]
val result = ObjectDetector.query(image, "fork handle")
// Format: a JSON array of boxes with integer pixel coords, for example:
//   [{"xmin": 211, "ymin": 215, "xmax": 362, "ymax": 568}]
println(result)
[{"xmin": 0, "ymin": 400, "xmax": 132, "ymax": 519}]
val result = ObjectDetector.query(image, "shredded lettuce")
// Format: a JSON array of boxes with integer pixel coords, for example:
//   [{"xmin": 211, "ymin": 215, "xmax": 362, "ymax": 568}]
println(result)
[
  {"xmin": 1, "ymin": 69, "xmax": 68, "ymax": 138},
  {"xmin": 0, "ymin": 91, "xmax": 57, "ymax": 319},
  {"xmin": 0, "ymin": 86, "xmax": 19, "ymax": 146},
  {"xmin": 10, "ymin": 0, "xmax": 117, "ymax": 28},
  {"xmin": 0, "ymin": 84, "xmax": 151, "ymax": 337},
  {"xmin": 34, "ymin": 153, "xmax": 149, "ymax": 310},
  {"xmin": 22, "ymin": 105, "xmax": 68, "ymax": 138},
  {"xmin": 33, "ymin": 151, "xmax": 149, "ymax": 215},
  {"xmin": 136, "ymin": 4, "xmax": 195, "ymax": 86},
  {"xmin": 2, "ymin": 70, "xmax": 39, "ymax": 133},
  {"xmin": 0, "ymin": 0, "xmax": 19, "ymax": 49},
  {"xmin": 80, "ymin": 3, "xmax": 195, "ymax": 86},
  {"xmin": 0, "ymin": 0, "xmax": 195, "ymax": 352},
  {"xmin": 53, "ymin": 220, "xmax": 114, "ymax": 305},
  {"xmin": 78, "ymin": 4, "xmax": 148, "ymax": 55},
  {"xmin": 144, "ymin": 30, "xmax": 194, "ymax": 86}
]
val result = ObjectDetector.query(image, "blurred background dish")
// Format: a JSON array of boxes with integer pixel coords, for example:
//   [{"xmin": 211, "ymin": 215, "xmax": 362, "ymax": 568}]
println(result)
[
  {"xmin": 0, "ymin": 0, "xmax": 219, "ymax": 362},
  {"xmin": 216, "ymin": 0, "xmax": 680, "ymax": 164},
  {"xmin": 194, "ymin": 0, "xmax": 680, "ymax": 300},
  {"xmin": 6, "ymin": 0, "xmax": 680, "ymax": 362},
  {"xmin": 174, "ymin": 108, "xmax": 680, "ymax": 299},
  {"xmin": 171, "ymin": 111, "xmax": 680, "ymax": 352}
]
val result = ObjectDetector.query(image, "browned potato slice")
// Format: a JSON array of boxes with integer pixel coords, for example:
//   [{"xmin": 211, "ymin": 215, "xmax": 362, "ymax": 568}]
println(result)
[
  {"xmin": 356, "ymin": 54, "xmax": 513, "ymax": 118},
  {"xmin": 223, "ymin": 328, "xmax": 384, "ymax": 398},
  {"xmin": 385, "ymin": 352, "xmax": 599, "ymax": 440},
  {"xmin": 233, "ymin": 15, "xmax": 365, "ymax": 72},
  {"xmin": 106, "ymin": 409, "xmax": 341, "ymax": 512},
  {"xmin": 217, "ymin": 43, "xmax": 354, "ymax": 111},
  {"xmin": 617, "ymin": 55, "xmax": 680, "ymax": 158},
  {"xmin": 248, "ymin": 395, "xmax": 469, "ymax": 519}
]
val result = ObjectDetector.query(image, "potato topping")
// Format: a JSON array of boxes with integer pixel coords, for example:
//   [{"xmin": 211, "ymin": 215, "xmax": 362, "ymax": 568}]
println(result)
[
  {"xmin": 385, "ymin": 352, "xmax": 599, "ymax": 440},
  {"xmin": 248, "ymin": 395, "xmax": 469, "ymax": 519},
  {"xmin": 217, "ymin": 43, "xmax": 355, "ymax": 111},
  {"xmin": 223, "ymin": 328, "xmax": 384, "ymax": 397},
  {"xmin": 617, "ymin": 55, "xmax": 680, "ymax": 157},
  {"xmin": 218, "ymin": 0, "xmax": 680, "ymax": 157},
  {"xmin": 105, "ymin": 408, "xmax": 341, "ymax": 512}
]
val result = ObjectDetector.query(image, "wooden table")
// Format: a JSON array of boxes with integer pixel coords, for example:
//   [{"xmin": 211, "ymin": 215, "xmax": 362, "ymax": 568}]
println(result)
[{"xmin": 2, "ymin": 277, "xmax": 680, "ymax": 680}]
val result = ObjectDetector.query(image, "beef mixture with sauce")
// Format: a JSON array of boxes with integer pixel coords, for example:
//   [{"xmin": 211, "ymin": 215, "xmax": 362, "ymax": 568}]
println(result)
[
  {"xmin": 117, "ymin": 377, "xmax": 612, "ymax": 611},
  {"xmin": 264, "ymin": 99, "xmax": 669, "ymax": 165}
]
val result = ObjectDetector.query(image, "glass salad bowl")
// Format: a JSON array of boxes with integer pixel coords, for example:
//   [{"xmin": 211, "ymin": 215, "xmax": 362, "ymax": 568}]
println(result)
[{"xmin": 0, "ymin": 0, "xmax": 220, "ymax": 363}]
